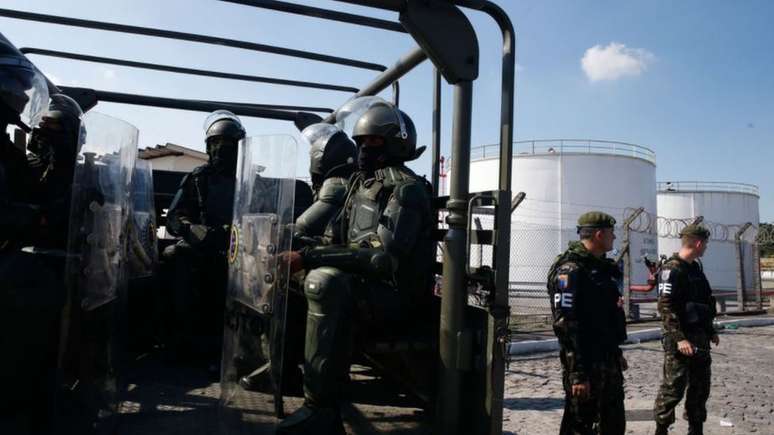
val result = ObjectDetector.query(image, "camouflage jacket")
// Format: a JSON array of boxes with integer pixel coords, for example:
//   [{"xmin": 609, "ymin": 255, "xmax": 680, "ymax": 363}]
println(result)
[{"xmin": 657, "ymin": 254, "xmax": 716, "ymax": 342}]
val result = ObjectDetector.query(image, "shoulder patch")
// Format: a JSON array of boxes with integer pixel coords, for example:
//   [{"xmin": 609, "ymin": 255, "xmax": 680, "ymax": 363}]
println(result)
[
  {"xmin": 558, "ymin": 273, "xmax": 570, "ymax": 289},
  {"xmin": 661, "ymin": 269, "xmax": 672, "ymax": 281}
]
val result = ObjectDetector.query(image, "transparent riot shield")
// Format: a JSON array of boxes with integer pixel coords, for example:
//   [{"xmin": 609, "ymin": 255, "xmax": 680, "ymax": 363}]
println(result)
[
  {"xmin": 60, "ymin": 111, "xmax": 137, "ymax": 432},
  {"xmin": 220, "ymin": 135, "xmax": 297, "ymax": 432},
  {"xmin": 127, "ymin": 159, "xmax": 158, "ymax": 279}
]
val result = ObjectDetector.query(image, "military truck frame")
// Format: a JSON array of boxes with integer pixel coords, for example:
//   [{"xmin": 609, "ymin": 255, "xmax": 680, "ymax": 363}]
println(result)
[{"xmin": 1, "ymin": 1, "xmax": 515, "ymax": 433}]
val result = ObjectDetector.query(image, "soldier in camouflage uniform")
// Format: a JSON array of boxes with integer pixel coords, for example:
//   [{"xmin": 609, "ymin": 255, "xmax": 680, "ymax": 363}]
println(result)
[
  {"xmin": 653, "ymin": 224, "xmax": 718, "ymax": 435},
  {"xmin": 163, "ymin": 110, "xmax": 245, "ymax": 361},
  {"xmin": 276, "ymin": 101, "xmax": 435, "ymax": 435},
  {"xmin": 547, "ymin": 211, "xmax": 628, "ymax": 435}
]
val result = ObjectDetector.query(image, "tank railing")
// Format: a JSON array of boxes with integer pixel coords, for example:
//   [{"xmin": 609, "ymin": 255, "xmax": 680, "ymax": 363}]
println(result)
[
  {"xmin": 470, "ymin": 139, "xmax": 656, "ymax": 165},
  {"xmin": 657, "ymin": 181, "xmax": 759, "ymax": 196}
]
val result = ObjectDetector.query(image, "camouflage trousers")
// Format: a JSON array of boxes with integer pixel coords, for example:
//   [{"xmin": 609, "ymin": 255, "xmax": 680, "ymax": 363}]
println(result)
[
  {"xmin": 560, "ymin": 352, "xmax": 626, "ymax": 435},
  {"xmin": 653, "ymin": 336, "xmax": 712, "ymax": 425}
]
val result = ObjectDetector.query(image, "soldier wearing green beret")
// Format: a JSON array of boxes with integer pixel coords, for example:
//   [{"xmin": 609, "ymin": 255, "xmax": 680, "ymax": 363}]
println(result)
[
  {"xmin": 653, "ymin": 224, "xmax": 718, "ymax": 435},
  {"xmin": 547, "ymin": 211, "xmax": 628, "ymax": 435}
]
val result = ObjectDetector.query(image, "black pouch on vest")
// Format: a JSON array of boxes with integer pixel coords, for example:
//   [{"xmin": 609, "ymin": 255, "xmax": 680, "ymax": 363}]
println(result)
[{"xmin": 684, "ymin": 302, "xmax": 710, "ymax": 325}]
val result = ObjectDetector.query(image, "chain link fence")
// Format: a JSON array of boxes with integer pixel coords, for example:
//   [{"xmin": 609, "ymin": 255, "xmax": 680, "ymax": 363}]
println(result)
[
  {"xmin": 436, "ymin": 202, "xmax": 770, "ymax": 329},
  {"xmin": 499, "ymin": 209, "xmax": 769, "ymax": 329}
]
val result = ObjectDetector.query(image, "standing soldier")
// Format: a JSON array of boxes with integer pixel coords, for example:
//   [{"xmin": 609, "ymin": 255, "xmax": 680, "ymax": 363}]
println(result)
[
  {"xmin": 548, "ymin": 211, "xmax": 628, "ymax": 435},
  {"xmin": 653, "ymin": 224, "xmax": 717, "ymax": 435},
  {"xmin": 163, "ymin": 110, "xmax": 244, "ymax": 362}
]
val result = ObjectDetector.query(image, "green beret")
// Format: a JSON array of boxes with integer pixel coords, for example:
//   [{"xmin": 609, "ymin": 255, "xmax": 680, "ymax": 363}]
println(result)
[
  {"xmin": 680, "ymin": 224, "xmax": 710, "ymax": 239},
  {"xmin": 577, "ymin": 211, "xmax": 616, "ymax": 229}
]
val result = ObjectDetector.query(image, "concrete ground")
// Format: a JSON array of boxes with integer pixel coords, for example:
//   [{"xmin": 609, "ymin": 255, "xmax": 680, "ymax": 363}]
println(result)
[{"xmin": 503, "ymin": 324, "xmax": 774, "ymax": 435}]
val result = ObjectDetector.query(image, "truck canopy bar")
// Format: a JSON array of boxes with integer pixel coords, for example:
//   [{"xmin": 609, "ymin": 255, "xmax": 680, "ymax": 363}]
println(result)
[
  {"xmin": 0, "ymin": 8, "xmax": 387, "ymax": 72},
  {"xmin": 58, "ymin": 86, "xmax": 331, "ymax": 121},
  {"xmin": 219, "ymin": 0, "xmax": 406, "ymax": 33},
  {"xmin": 21, "ymin": 47, "xmax": 359, "ymax": 93},
  {"xmin": 323, "ymin": 46, "xmax": 427, "ymax": 123}
]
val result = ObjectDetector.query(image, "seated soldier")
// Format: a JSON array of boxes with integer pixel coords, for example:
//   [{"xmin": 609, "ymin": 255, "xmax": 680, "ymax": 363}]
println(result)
[
  {"xmin": 162, "ymin": 110, "xmax": 244, "ymax": 363},
  {"xmin": 277, "ymin": 101, "xmax": 435, "ymax": 434},
  {"xmin": 239, "ymin": 123, "xmax": 357, "ymax": 393},
  {"xmin": 294, "ymin": 122, "xmax": 357, "ymax": 244}
]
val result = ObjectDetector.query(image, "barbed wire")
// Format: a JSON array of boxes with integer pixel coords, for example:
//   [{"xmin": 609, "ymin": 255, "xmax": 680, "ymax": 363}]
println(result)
[{"xmin": 619, "ymin": 207, "xmax": 769, "ymax": 243}]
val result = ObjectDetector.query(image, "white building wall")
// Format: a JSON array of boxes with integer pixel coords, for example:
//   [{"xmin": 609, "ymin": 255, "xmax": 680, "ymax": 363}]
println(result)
[{"xmin": 145, "ymin": 154, "xmax": 207, "ymax": 172}]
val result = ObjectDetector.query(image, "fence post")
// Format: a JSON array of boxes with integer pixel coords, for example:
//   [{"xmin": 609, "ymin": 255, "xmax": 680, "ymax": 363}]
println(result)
[
  {"xmin": 752, "ymin": 238, "xmax": 763, "ymax": 311},
  {"xmin": 735, "ymin": 222, "xmax": 753, "ymax": 312},
  {"xmin": 621, "ymin": 207, "xmax": 645, "ymax": 319}
]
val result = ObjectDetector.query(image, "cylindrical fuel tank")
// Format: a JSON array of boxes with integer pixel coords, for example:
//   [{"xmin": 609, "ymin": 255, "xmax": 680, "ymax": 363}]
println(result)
[
  {"xmin": 459, "ymin": 140, "xmax": 658, "ymax": 315},
  {"xmin": 657, "ymin": 181, "xmax": 760, "ymax": 292}
]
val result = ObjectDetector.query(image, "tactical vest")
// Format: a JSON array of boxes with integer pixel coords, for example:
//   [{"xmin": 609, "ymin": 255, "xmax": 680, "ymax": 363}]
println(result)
[
  {"xmin": 344, "ymin": 166, "xmax": 434, "ymax": 296},
  {"xmin": 191, "ymin": 166, "xmax": 236, "ymax": 228},
  {"xmin": 662, "ymin": 255, "xmax": 716, "ymax": 335}
]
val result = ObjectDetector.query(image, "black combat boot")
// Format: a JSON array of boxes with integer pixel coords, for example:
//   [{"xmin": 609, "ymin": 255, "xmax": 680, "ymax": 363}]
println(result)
[
  {"xmin": 687, "ymin": 421, "xmax": 703, "ymax": 435},
  {"xmin": 654, "ymin": 422, "xmax": 669, "ymax": 435}
]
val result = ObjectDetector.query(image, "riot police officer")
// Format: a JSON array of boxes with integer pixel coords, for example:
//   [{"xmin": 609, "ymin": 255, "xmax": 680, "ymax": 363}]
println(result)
[
  {"xmin": 653, "ymin": 224, "xmax": 717, "ymax": 435},
  {"xmin": 276, "ymin": 101, "xmax": 435, "ymax": 434},
  {"xmin": 0, "ymin": 35, "xmax": 66, "ymax": 434},
  {"xmin": 547, "ymin": 211, "xmax": 627, "ymax": 435},
  {"xmin": 294, "ymin": 122, "xmax": 356, "ymax": 243},
  {"xmin": 163, "ymin": 110, "xmax": 245, "ymax": 361},
  {"xmin": 239, "ymin": 123, "xmax": 357, "ymax": 393}
]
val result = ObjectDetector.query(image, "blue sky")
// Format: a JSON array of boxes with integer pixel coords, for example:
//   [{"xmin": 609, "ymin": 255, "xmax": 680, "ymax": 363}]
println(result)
[{"xmin": 2, "ymin": 0, "xmax": 772, "ymax": 220}]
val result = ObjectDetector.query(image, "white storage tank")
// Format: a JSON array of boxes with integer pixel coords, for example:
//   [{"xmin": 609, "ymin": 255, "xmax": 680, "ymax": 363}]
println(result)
[
  {"xmin": 458, "ymin": 139, "xmax": 659, "ymax": 316},
  {"xmin": 657, "ymin": 181, "xmax": 760, "ymax": 293}
]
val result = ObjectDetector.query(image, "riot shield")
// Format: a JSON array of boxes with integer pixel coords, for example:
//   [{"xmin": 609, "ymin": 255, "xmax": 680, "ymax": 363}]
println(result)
[
  {"xmin": 220, "ymin": 135, "xmax": 296, "ymax": 432},
  {"xmin": 59, "ymin": 111, "xmax": 137, "ymax": 432},
  {"xmin": 127, "ymin": 159, "xmax": 158, "ymax": 279}
]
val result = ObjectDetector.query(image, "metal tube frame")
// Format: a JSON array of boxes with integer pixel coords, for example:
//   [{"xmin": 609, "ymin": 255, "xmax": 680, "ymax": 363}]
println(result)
[
  {"xmin": 431, "ymin": 67, "xmax": 442, "ymax": 193},
  {"xmin": 322, "ymin": 46, "xmax": 428, "ymax": 123},
  {"xmin": 21, "ymin": 47, "xmax": 359, "ymax": 93},
  {"xmin": 219, "ymin": 0, "xmax": 406, "ymax": 33},
  {"xmin": 0, "ymin": 8, "xmax": 387, "ymax": 71},
  {"xmin": 438, "ymin": 80, "xmax": 474, "ymax": 435},
  {"xmin": 57, "ymin": 87, "xmax": 311, "ymax": 121}
]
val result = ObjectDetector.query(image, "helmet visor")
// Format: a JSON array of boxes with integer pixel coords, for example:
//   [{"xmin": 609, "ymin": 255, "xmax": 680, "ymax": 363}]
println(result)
[
  {"xmin": 0, "ymin": 62, "xmax": 49, "ymax": 130},
  {"xmin": 202, "ymin": 109, "xmax": 242, "ymax": 132},
  {"xmin": 334, "ymin": 96, "xmax": 387, "ymax": 137},
  {"xmin": 301, "ymin": 123, "xmax": 340, "ymax": 150}
]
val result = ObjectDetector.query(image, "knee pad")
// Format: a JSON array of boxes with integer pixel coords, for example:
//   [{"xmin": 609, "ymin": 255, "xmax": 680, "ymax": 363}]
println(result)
[{"xmin": 304, "ymin": 267, "xmax": 350, "ymax": 306}]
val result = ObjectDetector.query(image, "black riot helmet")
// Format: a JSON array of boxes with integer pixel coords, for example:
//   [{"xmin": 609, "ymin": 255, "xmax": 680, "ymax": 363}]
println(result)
[
  {"xmin": 28, "ymin": 94, "xmax": 83, "ymax": 165},
  {"xmin": 203, "ymin": 110, "xmax": 245, "ymax": 171},
  {"xmin": 302, "ymin": 123, "xmax": 356, "ymax": 187},
  {"xmin": 0, "ymin": 33, "xmax": 49, "ymax": 131},
  {"xmin": 351, "ymin": 101, "xmax": 417, "ymax": 162}
]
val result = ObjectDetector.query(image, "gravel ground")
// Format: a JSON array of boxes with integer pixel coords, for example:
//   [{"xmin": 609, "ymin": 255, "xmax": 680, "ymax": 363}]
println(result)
[{"xmin": 503, "ymin": 324, "xmax": 774, "ymax": 435}]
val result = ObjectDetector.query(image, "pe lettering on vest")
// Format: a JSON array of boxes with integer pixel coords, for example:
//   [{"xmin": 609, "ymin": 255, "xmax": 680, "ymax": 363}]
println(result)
[
  {"xmin": 554, "ymin": 292, "xmax": 573, "ymax": 309},
  {"xmin": 658, "ymin": 282, "xmax": 672, "ymax": 295}
]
